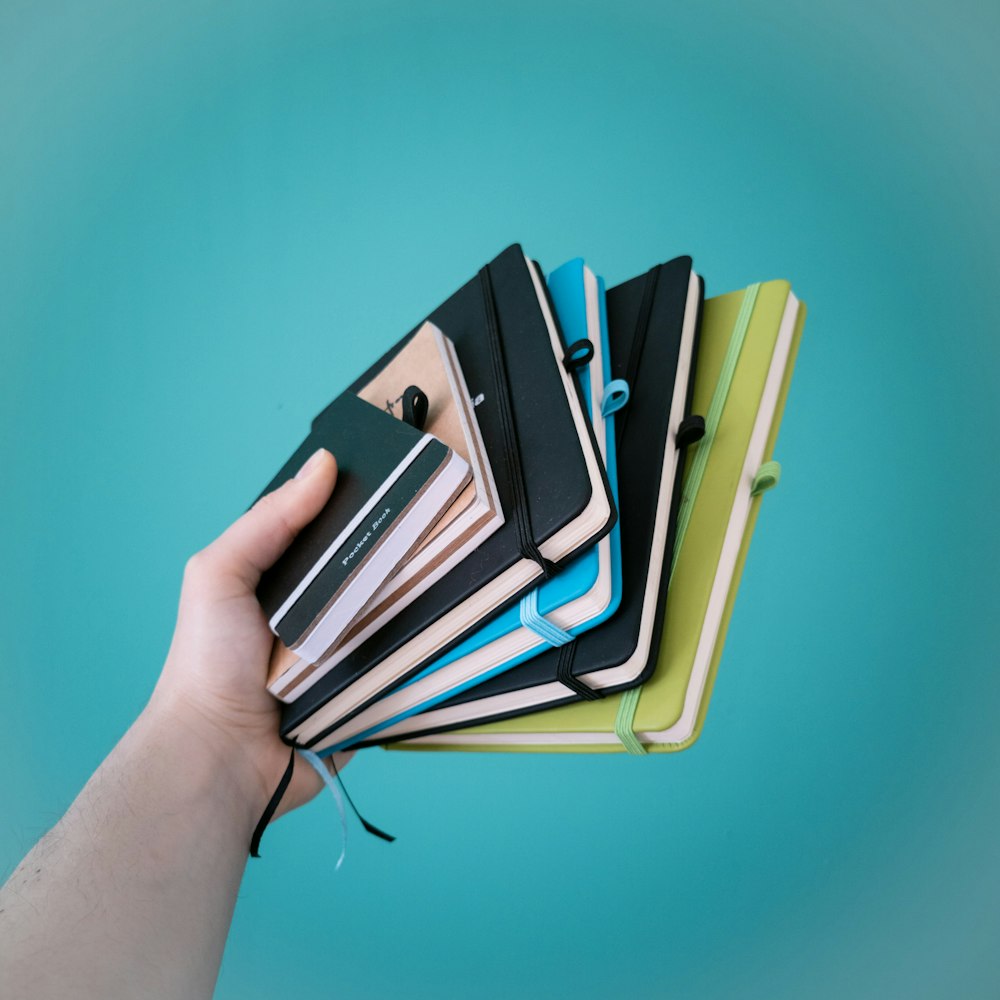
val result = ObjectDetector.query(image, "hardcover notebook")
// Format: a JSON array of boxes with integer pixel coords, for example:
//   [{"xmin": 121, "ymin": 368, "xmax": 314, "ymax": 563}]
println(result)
[
  {"xmin": 279, "ymin": 244, "xmax": 616, "ymax": 750},
  {"xmin": 255, "ymin": 391, "xmax": 471, "ymax": 662},
  {"xmin": 354, "ymin": 321, "xmax": 504, "ymax": 632},
  {"xmin": 392, "ymin": 280, "xmax": 805, "ymax": 753},
  {"xmin": 318, "ymin": 258, "xmax": 626, "ymax": 751},
  {"xmin": 365, "ymin": 256, "xmax": 704, "ymax": 745},
  {"xmin": 267, "ymin": 321, "xmax": 503, "ymax": 702}
]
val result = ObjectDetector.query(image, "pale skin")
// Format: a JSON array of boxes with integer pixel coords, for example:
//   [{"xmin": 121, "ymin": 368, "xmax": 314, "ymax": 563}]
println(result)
[{"xmin": 0, "ymin": 447, "xmax": 344, "ymax": 1000}]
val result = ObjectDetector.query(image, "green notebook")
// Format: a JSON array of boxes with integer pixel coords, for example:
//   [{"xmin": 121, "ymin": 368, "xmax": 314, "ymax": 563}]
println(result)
[{"xmin": 391, "ymin": 280, "xmax": 805, "ymax": 754}]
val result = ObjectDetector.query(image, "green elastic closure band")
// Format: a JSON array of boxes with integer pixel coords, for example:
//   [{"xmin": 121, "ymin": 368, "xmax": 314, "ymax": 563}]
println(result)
[
  {"xmin": 614, "ymin": 687, "xmax": 647, "ymax": 755},
  {"xmin": 615, "ymin": 283, "xmax": 761, "ymax": 753},
  {"xmin": 670, "ymin": 282, "xmax": 760, "ymax": 575},
  {"xmin": 751, "ymin": 460, "xmax": 781, "ymax": 496}
]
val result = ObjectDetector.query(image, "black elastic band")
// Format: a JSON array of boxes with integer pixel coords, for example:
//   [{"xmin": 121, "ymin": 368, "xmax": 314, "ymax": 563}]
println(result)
[
  {"xmin": 676, "ymin": 414, "xmax": 706, "ymax": 449},
  {"xmin": 562, "ymin": 339, "xmax": 594, "ymax": 372},
  {"xmin": 555, "ymin": 640, "xmax": 603, "ymax": 700},
  {"xmin": 401, "ymin": 385, "xmax": 429, "ymax": 431},
  {"xmin": 615, "ymin": 266, "xmax": 661, "ymax": 448},
  {"xmin": 249, "ymin": 746, "xmax": 296, "ymax": 858},
  {"xmin": 479, "ymin": 266, "xmax": 556, "ymax": 579}
]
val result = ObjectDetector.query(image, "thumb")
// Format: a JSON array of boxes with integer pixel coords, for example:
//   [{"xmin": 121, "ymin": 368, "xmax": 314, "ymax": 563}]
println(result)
[{"xmin": 204, "ymin": 448, "xmax": 338, "ymax": 587}]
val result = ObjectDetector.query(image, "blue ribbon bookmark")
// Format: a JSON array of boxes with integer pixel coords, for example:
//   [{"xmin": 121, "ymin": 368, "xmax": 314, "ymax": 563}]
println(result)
[{"xmin": 299, "ymin": 749, "xmax": 349, "ymax": 871}]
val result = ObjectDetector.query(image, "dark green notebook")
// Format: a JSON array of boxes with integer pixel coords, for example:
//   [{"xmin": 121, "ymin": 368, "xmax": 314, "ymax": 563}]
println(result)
[{"xmin": 257, "ymin": 391, "xmax": 469, "ymax": 661}]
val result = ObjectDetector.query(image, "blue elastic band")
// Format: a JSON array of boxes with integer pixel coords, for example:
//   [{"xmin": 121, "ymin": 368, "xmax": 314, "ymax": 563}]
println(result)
[
  {"xmin": 601, "ymin": 379, "xmax": 630, "ymax": 417},
  {"xmin": 519, "ymin": 587, "xmax": 574, "ymax": 647},
  {"xmin": 298, "ymin": 749, "xmax": 348, "ymax": 871}
]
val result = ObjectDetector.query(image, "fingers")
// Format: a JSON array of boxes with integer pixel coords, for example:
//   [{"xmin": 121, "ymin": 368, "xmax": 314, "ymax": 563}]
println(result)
[
  {"xmin": 198, "ymin": 448, "xmax": 338, "ymax": 589},
  {"xmin": 327, "ymin": 749, "xmax": 356, "ymax": 773}
]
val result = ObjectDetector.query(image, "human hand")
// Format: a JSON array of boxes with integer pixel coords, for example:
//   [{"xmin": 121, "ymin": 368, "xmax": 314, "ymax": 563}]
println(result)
[
  {"xmin": 147, "ymin": 447, "xmax": 350, "ymax": 824},
  {"xmin": 0, "ymin": 447, "xmax": 353, "ymax": 998}
]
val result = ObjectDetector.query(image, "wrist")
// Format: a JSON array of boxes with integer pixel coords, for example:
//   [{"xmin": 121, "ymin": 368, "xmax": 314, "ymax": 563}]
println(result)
[{"xmin": 140, "ymin": 689, "xmax": 272, "ymax": 837}]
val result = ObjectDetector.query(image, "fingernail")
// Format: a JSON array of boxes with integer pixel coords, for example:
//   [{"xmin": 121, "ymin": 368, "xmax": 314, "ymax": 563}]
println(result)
[{"xmin": 295, "ymin": 449, "xmax": 327, "ymax": 480}]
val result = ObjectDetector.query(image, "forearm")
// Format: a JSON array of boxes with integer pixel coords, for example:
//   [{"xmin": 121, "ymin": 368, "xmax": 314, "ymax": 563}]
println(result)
[
  {"xmin": 0, "ymin": 701, "xmax": 260, "ymax": 1000},
  {"xmin": 1, "ymin": 451, "xmax": 338, "ymax": 999}
]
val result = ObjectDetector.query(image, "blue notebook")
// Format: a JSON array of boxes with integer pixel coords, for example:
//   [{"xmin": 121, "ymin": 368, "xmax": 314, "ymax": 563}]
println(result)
[{"xmin": 319, "ymin": 259, "xmax": 625, "ymax": 752}]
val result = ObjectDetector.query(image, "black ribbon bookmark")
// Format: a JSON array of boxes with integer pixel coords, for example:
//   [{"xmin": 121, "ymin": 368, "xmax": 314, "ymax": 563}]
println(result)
[
  {"xmin": 327, "ymin": 754, "xmax": 396, "ymax": 843},
  {"xmin": 250, "ymin": 747, "xmax": 296, "ymax": 859},
  {"xmin": 249, "ymin": 747, "xmax": 395, "ymax": 859}
]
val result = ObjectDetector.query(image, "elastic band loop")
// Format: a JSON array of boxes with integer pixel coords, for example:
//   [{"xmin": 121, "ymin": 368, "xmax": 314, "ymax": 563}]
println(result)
[
  {"xmin": 614, "ymin": 687, "xmax": 647, "ymax": 754},
  {"xmin": 519, "ymin": 588, "xmax": 574, "ymax": 647},
  {"xmin": 555, "ymin": 640, "xmax": 603, "ymax": 700},
  {"xmin": 751, "ymin": 460, "xmax": 781, "ymax": 496},
  {"xmin": 401, "ymin": 385, "xmax": 429, "ymax": 431},
  {"xmin": 614, "ymin": 284, "xmax": 761, "ymax": 752},
  {"xmin": 562, "ymin": 338, "xmax": 594, "ymax": 372},
  {"xmin": 480, "ymin": 266, "xmax": 557, "ymax": 579},
  {"xmin": 676, "ymin": 414, "xmax": 706, "ymax": 449},
  {"xmin": 298, "ymin": 749, "xmax": 349, "ymax": 871},
  {"xmin": 249, "ymin": 747, "xmax": 296, "ymax": 858},
  {"xmin": 600, "ymin": 379, "xmax": 630, "ymax": 418}
]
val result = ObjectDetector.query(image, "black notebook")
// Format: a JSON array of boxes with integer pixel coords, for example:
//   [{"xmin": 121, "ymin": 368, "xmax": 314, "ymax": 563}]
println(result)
[
  {"xmin": 364, "ymin": 256, "xmax": 705, "ymax": 744},
  {"xmin": 281, "ymin": 244, "xmax": 617, "ymax": 749},
  {"xmin": 256, "ymin": 392, "xmax": 470, "ymax": 662}
]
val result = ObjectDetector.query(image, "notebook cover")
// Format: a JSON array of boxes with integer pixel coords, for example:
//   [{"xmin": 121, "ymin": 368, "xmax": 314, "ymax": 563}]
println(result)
[
  {"xmin": 355, "ymin": 322, "xmax": 482, "ymax": 548},
  {"xmin": 634, "ymin": 290, "xmax": 805, "ymax": 752},
  {"xmin": 279, "ymin": 244, "xmax": 616, "ymax": 741},
  {"xmin": 394, "ymin": 282, "xmax": 804, "ymax": 753},
  {"xmin": 255, "ymin": 392, "xmax": 449, "ymax": 647},
  {"xmin": 381, "ymin": 256, "xmax": 701, "ymax": 736},
  {"xmin": 328, "ymin": 258, "xmax": 625, "ymax": 750},
  {"xmin": 319, "ymin": 322, "xmax": 503, "ymax": 654}
]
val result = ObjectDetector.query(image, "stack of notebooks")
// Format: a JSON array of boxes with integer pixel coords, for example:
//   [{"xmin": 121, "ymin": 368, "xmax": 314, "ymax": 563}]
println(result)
[{"xmin": 254, "ymin": 245, "xmax": 804, "ymax": 758}]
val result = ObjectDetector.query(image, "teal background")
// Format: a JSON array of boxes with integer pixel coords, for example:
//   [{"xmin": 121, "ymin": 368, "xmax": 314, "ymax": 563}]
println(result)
[{"xmin": 2, "ymin": 1, "xmax": 998, "ymax": 997}]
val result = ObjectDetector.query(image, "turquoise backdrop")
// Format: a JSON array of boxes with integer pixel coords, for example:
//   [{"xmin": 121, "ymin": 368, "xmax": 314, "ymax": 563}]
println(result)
[{"xmin": 2, "ymin": 1, "xmax": 998, "ymax": 997}]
